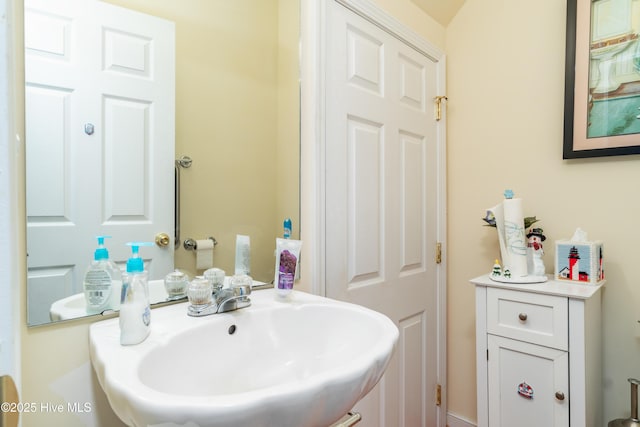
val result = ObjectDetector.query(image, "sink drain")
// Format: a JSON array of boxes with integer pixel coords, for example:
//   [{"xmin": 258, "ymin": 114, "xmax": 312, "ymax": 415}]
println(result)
[{"xmin": 228, "ymin": 325, "xmax": 237, "ymax": 335}]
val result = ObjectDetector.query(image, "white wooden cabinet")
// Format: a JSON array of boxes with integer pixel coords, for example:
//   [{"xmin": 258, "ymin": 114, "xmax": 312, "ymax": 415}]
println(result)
[{"xmin": 471, "ymin": 275, "xmax": 603, "ymax": 427}]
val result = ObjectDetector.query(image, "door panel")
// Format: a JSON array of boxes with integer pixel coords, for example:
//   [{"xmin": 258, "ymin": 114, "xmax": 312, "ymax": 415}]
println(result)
[
  {"xmin": 325, "ymin": 1, "xmax": 441, "ymax": 425},
  {"xmin": 347, "ymin": 116, "xmax": 383, "ymax": 285},
  {"xmin": 398, "ymin": 311, "xmax": 427, "ymax": 426},
  {"xmin": 25, "ymin": 86, "xmax": 70, "ymax": 219},
  {"xmin": 400, "ymin": 131, "xmax": 426, "ymax": 273}
]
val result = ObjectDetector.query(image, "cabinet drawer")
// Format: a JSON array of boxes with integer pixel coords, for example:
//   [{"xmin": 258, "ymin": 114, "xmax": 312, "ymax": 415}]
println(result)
[{"xmin": 487, "ymin": 288, "xmax": 568, "ymax": 350}]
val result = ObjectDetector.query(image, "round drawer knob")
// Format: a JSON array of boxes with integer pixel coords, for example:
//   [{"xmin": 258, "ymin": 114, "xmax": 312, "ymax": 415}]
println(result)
[
  {"xmin": 555, "ymin": 391, "xmax": 565, "ymax": 401},
  {"xmin": 518, "ymin": 313, "xmax": 528, "ymax": 322}
]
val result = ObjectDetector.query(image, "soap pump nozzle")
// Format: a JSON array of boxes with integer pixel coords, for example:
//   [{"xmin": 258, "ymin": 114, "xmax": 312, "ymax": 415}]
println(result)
[
  {"xmin": 94, "ymin": 235, "xmax": 112, "ymax": 261},
  {"xmin": 125, "ymin": 241, "xmax": 153, "ymax": 273},
  {"xmin": 283, "ymin": 218, "xmax": 292, "ymax": 239}
]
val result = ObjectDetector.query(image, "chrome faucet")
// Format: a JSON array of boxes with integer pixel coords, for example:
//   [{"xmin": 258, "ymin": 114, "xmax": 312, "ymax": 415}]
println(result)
[{"xmin": 187, "ymin": 283, "xmax": 251, "ymax": 317}]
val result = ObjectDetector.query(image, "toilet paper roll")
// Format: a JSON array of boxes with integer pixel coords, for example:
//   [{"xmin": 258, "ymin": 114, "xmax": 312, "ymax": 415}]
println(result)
[
  {"xmin": 503, "ymin": 197, "xmax": 528, "ymax": 277},
  {"xmin": 195, "ymin": 239, "xmax": 214, "ymax": 270}
]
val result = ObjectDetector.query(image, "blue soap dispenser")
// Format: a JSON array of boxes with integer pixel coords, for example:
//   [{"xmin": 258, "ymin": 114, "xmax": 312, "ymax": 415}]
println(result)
[
  {"xmin": 119, "ymin": 242, "xmax": 152, "ymax": 345},
  {"xmin": 83, "ymin": 236, "xmax": 122, "ymax": 314}
]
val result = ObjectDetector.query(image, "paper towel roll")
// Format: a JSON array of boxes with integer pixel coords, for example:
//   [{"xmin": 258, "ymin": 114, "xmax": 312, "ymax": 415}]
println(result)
[
  {"xmin": 195, "ymin": 239, "xmax": 214, "ymax": 270},
  {"xmin": 503, "ymin": 197, "xmax": 527, "ymax": 277}
]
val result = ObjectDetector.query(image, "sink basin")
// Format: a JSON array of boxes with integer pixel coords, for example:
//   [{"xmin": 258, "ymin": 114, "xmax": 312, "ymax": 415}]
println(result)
[{"xmin": 89, "ymin": 289, "xmax": 398, "ymax": 427}]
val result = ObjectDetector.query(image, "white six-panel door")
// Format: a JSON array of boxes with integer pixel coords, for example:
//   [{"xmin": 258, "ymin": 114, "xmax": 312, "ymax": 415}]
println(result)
[
  {"xmin": 25, "ymin": 0, "xmax": 175, "ymax": 324},
  {"xmin": 325, "ymin": 1, "xmax": 445, "ymax": 425}
]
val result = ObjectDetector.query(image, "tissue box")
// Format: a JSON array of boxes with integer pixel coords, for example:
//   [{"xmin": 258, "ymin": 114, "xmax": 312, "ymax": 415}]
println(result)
[{"xmin": 554, "ymin": 240, "xmax": 604, "ymax": 285}]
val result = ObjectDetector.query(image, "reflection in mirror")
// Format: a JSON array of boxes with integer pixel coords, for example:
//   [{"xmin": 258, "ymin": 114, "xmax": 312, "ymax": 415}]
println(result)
[{"xmin": 25, "ymin": 0, "xmax": 300, "ymax": 326}]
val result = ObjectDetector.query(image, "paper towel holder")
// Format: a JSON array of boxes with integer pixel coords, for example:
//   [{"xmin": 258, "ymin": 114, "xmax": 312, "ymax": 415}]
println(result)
[{"xmin": 183, "ymin": 237, "xmax": 217, "ymax": 251}]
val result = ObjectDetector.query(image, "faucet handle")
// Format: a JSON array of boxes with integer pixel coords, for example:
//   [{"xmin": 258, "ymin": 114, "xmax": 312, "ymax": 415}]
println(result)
[
  {"xmin": 230, "ymin": 275, "xmax": 253, "ymax": 297},
  {"xmin": 233, "ymin": 284, "xmax": 251, "ymax": 297}
]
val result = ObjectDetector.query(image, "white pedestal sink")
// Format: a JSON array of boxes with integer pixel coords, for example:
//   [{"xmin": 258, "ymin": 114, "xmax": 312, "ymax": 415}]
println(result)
[{"xmin": 89, "ymin": 289, "xmax": 398, "ymax": 427}]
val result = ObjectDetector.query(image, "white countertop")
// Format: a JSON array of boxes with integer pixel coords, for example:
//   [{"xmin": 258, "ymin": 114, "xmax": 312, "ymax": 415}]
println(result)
[{"xmin": 470, "ymin": 274, "xmax": 604, "ymax": 300}]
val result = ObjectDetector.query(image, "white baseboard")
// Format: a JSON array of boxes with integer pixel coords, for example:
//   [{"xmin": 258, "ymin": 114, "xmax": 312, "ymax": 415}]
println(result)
[{"xmin": 447, "ymin": 412, "xmax": 476, "ymax": 427}]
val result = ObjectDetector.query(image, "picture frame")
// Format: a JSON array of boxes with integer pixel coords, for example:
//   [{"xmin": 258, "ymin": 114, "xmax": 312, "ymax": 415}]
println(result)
[{"xmin": 563, "ymin": 0, "xmax": 640, "ymax": 159}]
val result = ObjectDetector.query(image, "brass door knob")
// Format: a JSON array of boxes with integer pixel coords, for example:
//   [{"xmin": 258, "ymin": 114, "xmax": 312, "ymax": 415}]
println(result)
[
  {"xmin": 155, "ymin": 233, "xmax": 170, "ymax": 247},
  {"xmin": 555, "ymin": 391, "xmax": 565, "ymax": 401}
]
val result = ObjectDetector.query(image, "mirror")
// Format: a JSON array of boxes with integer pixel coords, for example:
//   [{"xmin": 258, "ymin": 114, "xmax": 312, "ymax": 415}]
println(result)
[{"xmin": 25, "ymin": 0, "xmax": 300, "ymax": 326}]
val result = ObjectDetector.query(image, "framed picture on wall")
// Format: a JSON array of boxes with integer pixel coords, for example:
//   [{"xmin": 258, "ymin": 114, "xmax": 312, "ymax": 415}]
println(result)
[{"xmin": 563, "ymin": 0, "xmax": 640, "ymax": 159}]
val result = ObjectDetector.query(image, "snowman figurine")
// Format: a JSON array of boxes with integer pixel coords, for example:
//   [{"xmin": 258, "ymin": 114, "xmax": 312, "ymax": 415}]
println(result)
[{"xmin": 526, "ymin": 227, "xmax": 546, "ymax": 277}]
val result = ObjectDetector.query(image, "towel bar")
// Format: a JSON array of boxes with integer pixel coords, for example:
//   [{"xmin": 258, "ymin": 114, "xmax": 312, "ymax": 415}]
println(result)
[{"xmin": 174, "ymin": 156, "xmax": 193, "ymax": 249}]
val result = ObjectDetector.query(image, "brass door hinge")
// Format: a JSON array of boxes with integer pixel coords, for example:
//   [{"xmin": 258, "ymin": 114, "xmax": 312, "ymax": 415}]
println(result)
[
  {"xmin": 436, "ymin": 383, "xmax": 442, "ymax": 406},
  {"xmin": 434, "ymin": 96, "xmax": 448, "ymax": 121},
  {"xmin": 435, "ymin": 242, "xmax": 442, "ymax": 264}
]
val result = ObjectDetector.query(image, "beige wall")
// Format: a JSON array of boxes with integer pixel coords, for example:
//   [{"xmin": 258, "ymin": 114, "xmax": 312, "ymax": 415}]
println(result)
[
  {"xmin": 276, "ymin": 0, "xmax": 301, "ymax": 244},
  {"xmin": 169, "ymin": 0, "xmax": 279, "ymax": 282},
  {"xmin": 373, "ymin": 0, "xmax": 445, "ymax": 49},
  {"xmin": 447, "ymin": 0, "xmax": 640, "ymax": 422}
]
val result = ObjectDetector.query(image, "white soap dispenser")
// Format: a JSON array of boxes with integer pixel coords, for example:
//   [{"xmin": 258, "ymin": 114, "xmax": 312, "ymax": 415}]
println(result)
[
  {"xmin": 119, "ymin": 242, "xmax": 152, "ymax": 345},
  {"xmin": 83, "ymin": 235, "xmax": 122, "ymax": 315}
]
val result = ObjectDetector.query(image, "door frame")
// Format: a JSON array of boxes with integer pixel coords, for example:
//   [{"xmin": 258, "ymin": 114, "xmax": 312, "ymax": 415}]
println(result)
[
  {"xmin": 300, "ymin": 0, "xmax": 448, "ymax": 423},
  {"xmin": 0, "ymin": 0, "xmax": 23, "ymax": 393}
]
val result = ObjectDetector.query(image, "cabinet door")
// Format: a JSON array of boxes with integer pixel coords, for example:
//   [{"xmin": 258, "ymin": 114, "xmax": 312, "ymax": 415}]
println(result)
[{"xmin": 488, "ymin": 335, "xmax": 569, "ymax": 427}]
